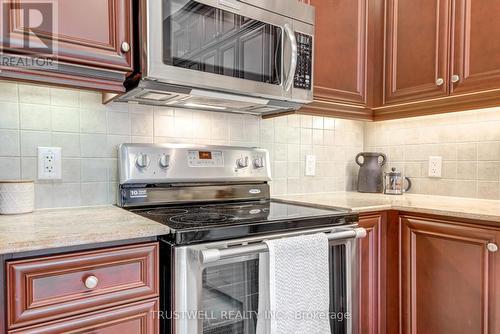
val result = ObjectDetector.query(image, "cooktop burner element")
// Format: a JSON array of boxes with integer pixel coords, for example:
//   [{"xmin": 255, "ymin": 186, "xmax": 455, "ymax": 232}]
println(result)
[
  {"xmin": 169, "ymin": 213, "xmax": 235, "ymax": 224},
  {"xmin": 146, "ymin": 208, "xmax": 189, "ymax": 216}
]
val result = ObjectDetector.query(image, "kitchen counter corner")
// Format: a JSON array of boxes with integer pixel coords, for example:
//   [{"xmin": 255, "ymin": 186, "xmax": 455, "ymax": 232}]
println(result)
[{"xmin": 0, "ymin": 206, "xmax": 170, "ymax": 255}]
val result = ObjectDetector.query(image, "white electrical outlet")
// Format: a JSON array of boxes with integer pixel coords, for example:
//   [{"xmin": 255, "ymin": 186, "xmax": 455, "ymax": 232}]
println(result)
[
  {"xmin": 38, "ymin": 147, "xmax": 62, "ymax": 180},
  {"xmin": 305, "ymin": 155, "xmax": 316, "ymax": 176},
  {"xmin": 428, "ymin": 156, "xmax": 442, "ymax": 178}
]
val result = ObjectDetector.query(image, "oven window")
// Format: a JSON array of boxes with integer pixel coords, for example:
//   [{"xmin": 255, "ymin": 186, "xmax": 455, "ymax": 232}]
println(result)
[
  {"xmin": 202, "ymin": 259, "xmax": 259, "ymax": 334},
  {"xmin": 163, "ymin": 0, "xmax": 282, "ymax": 85},
  {"xmin": 330, "ymin": 244, "xmax": 348, "ymax": 334}
]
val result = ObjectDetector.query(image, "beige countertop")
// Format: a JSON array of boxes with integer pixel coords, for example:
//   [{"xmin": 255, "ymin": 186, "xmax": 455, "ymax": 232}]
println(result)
[
  {"xmin": 0, "ymin": 206, "xmax": 170, "ymax": 255},
  {"xmin": 275, "ymin": 192, "xmax": 500, "ymax": 223}
]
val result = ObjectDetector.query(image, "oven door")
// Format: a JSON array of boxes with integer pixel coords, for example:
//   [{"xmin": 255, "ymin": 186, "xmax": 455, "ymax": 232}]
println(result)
[
  {"xmin": 145, "ymin": 0, "xmax": 305, "ymax": 102},
  {"xmin": 171, "ymin": 228, "xmax": 361, "ymax": 334}
]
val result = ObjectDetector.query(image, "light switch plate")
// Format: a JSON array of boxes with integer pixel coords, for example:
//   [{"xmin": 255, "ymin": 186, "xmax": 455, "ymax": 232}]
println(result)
[
  {"xmin": 38, "ymin": 147, "xmax": 62, "ymax": 180},
  {"xmin": 305, "ymin": 155, "xmax": 316, "ymax": 176},
  {"xmin": 428, "ymin": 156, "xmax": 442, "ymax": 178}
]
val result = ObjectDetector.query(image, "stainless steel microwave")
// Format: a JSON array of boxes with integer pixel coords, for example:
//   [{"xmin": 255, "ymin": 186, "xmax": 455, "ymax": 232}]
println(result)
[{"xmin": 115, "ymin": 0, "xmax": 315, "ymax": 115}]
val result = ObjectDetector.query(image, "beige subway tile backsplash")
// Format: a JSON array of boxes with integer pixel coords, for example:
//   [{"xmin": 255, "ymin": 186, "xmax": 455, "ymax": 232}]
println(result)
[
  {"xmin": 0, "ymin": 81, "xmax": 364, "ymax": 209},
  {"xmin": 365, "ymin": 107, "xmax": 500, "ymax": 200}
]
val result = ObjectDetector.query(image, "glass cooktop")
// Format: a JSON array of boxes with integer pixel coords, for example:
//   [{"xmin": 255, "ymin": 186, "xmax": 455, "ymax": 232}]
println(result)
[{"xmin": 129, "ymin": 199, "xmax": 358, "ymax": 245}]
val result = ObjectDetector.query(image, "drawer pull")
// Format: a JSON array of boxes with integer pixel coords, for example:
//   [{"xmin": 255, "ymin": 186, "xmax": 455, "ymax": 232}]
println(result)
[
  {"xmin": 84, "ymin": 275, "xmax": 99, "ymax": 289},
  {"xmin": 487, "ymin": 243, "xmax": 498, "ymax": 253}
]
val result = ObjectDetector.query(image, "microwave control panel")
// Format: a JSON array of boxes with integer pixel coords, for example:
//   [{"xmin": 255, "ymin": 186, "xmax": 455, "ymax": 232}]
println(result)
[{"xmin": 294, "ymin": 32, "xmax": 313, "ymax": 90}]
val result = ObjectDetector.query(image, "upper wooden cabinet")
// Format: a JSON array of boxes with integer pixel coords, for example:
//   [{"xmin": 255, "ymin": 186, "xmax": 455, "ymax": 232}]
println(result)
[
  {"xmin": 310, "ymin": 0, "xmax": 367, "ymax": 105},
  {"xmin": 294, "ymin": 0, "xmax": 500, "ymax": 121},
  {"xmin": 400, "ymin": 215, "xmax": 500, "ymax": 334},
  {"xmin": 0, "ymin": 0, "xmax": 133, "ymax": 92},
  {"xmin": 384, "ymin": 0, "xmax": 451, "ymax": 104},
  {"xmin": 451, "ymin": 0, "xmax": 500, "ymax": 94}
]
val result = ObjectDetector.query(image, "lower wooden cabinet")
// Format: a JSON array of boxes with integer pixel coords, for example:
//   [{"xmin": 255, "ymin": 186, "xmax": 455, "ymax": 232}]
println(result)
[
  {"xmin": 5, "ymin": 242, "xmax": 159, "ymax": 334},
  {"xmin": 9, "ymin": 299, "xmax": 159, "ymax": 334},
  {"xmin": 400, "ymin": 215, "xmax": 500, "ymax": 334},
  {"xmin": 358, "ymin": 212, "xmax": 386, "ymax": 334}
]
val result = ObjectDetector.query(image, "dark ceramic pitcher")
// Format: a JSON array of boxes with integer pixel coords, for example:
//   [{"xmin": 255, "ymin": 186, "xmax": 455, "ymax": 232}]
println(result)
[{"xmin": 356, "ymin": 152, "xmax": 387, "ymax": 193}]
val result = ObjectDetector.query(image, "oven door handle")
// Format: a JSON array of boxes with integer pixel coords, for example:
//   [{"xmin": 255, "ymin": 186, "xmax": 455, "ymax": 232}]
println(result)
[
  {"xmin": 200, "ymin": 227, "xmax": 367, "ymax": 264},
  {"xmin": 283, "ymin": 23, "xmax": 298, "ymax": 92}
]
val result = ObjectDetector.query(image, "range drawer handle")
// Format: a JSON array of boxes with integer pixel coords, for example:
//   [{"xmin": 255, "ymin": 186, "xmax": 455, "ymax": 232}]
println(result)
[
  {"xmin": 487, "ymin": 243, "xmax": 498, "ymax": 253},
  {"xmin": 84, "ymin": 275, "xmax": 99, "ymax": 289}
]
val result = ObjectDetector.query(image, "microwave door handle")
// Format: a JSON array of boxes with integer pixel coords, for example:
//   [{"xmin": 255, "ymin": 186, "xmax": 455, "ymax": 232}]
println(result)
[
  {"xmin": 284, "ymin": 24, "xmax": 298, "ymax": 92},
  {"xmin": 199, "ymin": 227, "xmax": 367, "ymax": 264}
]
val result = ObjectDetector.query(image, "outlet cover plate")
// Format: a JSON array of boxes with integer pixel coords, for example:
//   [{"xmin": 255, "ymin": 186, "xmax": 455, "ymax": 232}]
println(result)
[
  {"xmin": 38, "ymin": 147, "xmax": 62, "ymax": 180},
  {"xmin": 428, "ymin": 156, "xmax": 442, "ymax": 178},
  {"xmin": 305, "ymin": 155, "xmax": 316, "ymax": 176}
]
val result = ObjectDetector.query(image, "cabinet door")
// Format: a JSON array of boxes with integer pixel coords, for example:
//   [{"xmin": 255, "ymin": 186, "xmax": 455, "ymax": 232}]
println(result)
[
  {"xmin": 384, "ymin": 0, "xmax": 451, "ymax": 104},
  {"xmin": 451, "ymin": 0, "xmax": 500, "ymax": 94},
  {"xmin": 309, "ymin": 0, "xmax": 368, "ymax": 105},
  {"xmin": 9, "ymin": 299, "xmax": 159, "ymax": 334},
  {"xmin": 401, "ymin": 216, "xmax": 500, "ymax": 334},
  {"xmin": 358, "ymin": 213, "xmax": 386, "ymax": 334},
  {"xmin": 1, "ymin": 0, "xmax": 132, "ymax": 71}
]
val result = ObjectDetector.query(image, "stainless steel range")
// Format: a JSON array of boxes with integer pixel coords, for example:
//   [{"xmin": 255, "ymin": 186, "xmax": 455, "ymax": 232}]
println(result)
[{"xmin": 118, "ymin": 143, "xmax": 365, "ymax": 334}]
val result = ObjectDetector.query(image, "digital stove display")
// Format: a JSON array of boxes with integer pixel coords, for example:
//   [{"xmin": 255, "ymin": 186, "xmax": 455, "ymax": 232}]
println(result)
[{"xmin": 188, "ymin": 150, "xmax": 224, "ymax": 167}]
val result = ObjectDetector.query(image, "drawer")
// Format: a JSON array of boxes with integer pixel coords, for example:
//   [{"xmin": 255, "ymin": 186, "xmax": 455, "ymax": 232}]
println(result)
[
  {"xmin": 7, "ymin": 242, "xmax": 158, "ymax": 329},
  {"xmin": 9, "ymin": 298, "xmax": 159, "ymax": 334}
]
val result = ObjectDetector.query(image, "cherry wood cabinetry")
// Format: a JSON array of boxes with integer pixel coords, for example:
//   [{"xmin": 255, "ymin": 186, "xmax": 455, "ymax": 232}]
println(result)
[
  {"xmin": 0, "ymin": 0, "xmax": 133, "ymax": 92},
  {"xmin": 358, "ymin": 212, "xmax": 387, "ymax": 334},
  {"xmin": 296, "ymin": 0, "xmax": 382, "ymax": 120},
  {"xmin": 5, "ymin": 242, "xmax": 159, "ymax": 334},
  {"xmin": 384, "ymin": 0, "xmax": 451, "ymax": 104},
  {"xmin": 9, "ymin": 299, "xmax": 159, "ymax": 334},
  {"xmin": 391, "ymin": 214, "xmax": 500, "ymax": 334},
  {"xmin": 451, "ymin": 0, "xmax": 500, "ymax": 95}
]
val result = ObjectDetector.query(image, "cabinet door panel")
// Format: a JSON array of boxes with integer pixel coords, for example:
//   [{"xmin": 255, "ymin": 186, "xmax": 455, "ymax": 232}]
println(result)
[
  {"xmin": 401, "ymin": 216, "xmax": 500, "ymax": 334},
  {"xmin": 358, "ymin": 213, "xmax": 386, "ymax": 334},
  {"xmin": 1, "ymin": 0, "xmax": 132, "ymax": 71},
  {"xmin": 310, "ymin": 0, "xmax": 367, "ymax": 104},
  {"xmin": 452, "ymin": 0, "xmax": 500, "ymax": 94},
  {"xmin": 9, "ymin": 299, "xmax": 159, "ymax": 334},
  {"xmin": 385, "ymin": 0, "xmax": 451, "ymax": 104}
]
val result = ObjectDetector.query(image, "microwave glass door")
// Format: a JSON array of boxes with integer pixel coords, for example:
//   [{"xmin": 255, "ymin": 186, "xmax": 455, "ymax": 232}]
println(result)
[{"xmin": 163, "ymin": 0, "xmax": 283, "ymax": 85}]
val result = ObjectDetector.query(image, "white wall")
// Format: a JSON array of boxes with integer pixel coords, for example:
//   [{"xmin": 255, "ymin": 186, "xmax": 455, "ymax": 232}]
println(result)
[{"xmin": 0, "ymin": 81, "xmax": 365, "ymax": 209}]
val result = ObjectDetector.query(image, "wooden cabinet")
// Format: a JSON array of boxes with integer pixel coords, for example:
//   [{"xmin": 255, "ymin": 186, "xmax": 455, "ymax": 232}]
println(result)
[
  {"xmin": 9, "ymin": 299, "xmax": 159, "ymax": 334},
  {"xmin": 451, "ymin": 0, "xmax": 500, "ymax": 94},
  {"xmin": 297, "ymin": 0, "xmax": 377, "ymax": 120},
  {"xmin": 399, "ymin": 215, "xmax": 500, "ymax": 334},
  {"xmin": 358, "ymin": 213, "xmax": 386, "ymax": 334},
  {"xmin": 6, "ymin": 242, "xmax": 159, "ymax": 333},
  {"xmin": 0, "ymin": 0, "xmax": 133, "ymax": 92},
  {"xmin": 384, "ymin": 0, "xmax": 451, "ymax": 104},
  {"xmin": 310, "ymin": 0, "xmax": 367, "ymax": 105}
]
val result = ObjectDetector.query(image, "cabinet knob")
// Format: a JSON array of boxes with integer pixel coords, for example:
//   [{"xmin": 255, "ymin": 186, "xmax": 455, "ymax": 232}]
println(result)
[
  {"xmin": 84, "ymin": 275, "xmax": 99, "ymax": 289},
  {"xmin": 436, "ymin": 78, "xmax": 444, "ymax": 86},
  {"xmin": 451, "ymin": 74, "xmax": 460, "ymax": 83},
  {"xmin": 121, "ymin": 41, "xmax": 131, "ymax": 53},
  {"xmin": 487, "ymin": 243, "xmax": 498, "ymax": 253}
]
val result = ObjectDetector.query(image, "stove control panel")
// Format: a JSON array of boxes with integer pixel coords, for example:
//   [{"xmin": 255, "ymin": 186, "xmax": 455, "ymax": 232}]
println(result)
[
  {"xmin": 119, "ymin": 144, "xmax": 271, "ymax": 184},
  {"xmin": 188, "ymin": 150, "xmax": 224, "ymax": 167}
]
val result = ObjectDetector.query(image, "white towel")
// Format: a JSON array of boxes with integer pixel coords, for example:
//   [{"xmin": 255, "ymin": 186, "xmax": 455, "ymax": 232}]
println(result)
[{"xmin": 256, "ymin": 233, "xmax": 331, "ymax": 334}]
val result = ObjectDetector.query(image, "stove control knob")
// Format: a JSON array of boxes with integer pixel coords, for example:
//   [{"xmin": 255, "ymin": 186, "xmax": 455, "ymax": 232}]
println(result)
[
  {"xmin": 159, "ymin": 154, "xmax": 170, "ymax": 169},
  {"xmin": 135, "ymin": 153, "xmax": 150, "ymax": 169},
  {"xmin": 236, "ymin": 157, "xmax": 249, "ymax": 168},
  {"xmin": 253, "ymin": 157, "xmax": 265, "ymax": 169}
]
